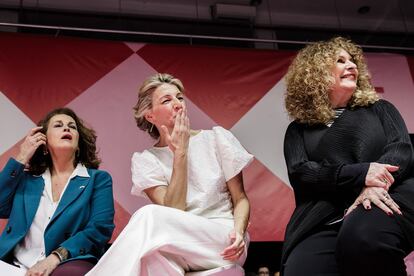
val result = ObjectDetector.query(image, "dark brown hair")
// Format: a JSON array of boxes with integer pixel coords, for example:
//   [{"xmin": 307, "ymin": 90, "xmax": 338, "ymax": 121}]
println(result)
[{"xmin": 28, "ymin": 107, "xmax": 101, "ymax": 175}]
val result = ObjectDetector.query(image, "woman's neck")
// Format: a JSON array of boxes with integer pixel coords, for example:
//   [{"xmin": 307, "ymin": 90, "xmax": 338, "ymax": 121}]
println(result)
[
  {"xmin": 50, "ymin": 152, "xmax": 76, "ymax": 176},
  {"xmin": 155, "ymin": 129, "xmax": 200, "ymax": 148}
]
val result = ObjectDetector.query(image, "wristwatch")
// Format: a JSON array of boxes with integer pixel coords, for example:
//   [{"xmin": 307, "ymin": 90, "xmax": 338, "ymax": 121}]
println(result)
[{"xmin": 51, "ymin": 247, "xmax": 69, "ymax": 262}]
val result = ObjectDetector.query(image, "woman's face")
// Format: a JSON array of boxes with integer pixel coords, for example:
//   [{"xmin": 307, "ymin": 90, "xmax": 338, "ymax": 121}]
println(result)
[
  {"xmin": 46, "ymin": 114, "xmax": 79, "ymax": 154},
  {"xmin": 329, "ymin": 48, "xmax": 359, "ymax": 108},
  {"xmin": 146, "ymin": 83, "xmax": 185, "ymax": 131}
]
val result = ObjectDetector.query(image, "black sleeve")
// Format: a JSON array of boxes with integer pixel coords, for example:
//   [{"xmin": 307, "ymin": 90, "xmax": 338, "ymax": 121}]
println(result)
[
  {"xmin": 373, "ymin": 100, "xmax": 414, "ymax": 186},
  {"xmin": 284, "ymin": 122, "xmax": 369, "ymax": 197}
]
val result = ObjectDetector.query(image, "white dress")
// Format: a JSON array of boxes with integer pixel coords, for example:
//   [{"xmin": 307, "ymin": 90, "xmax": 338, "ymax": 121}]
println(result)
[{"xmin": 86, "ymin": 126, "xmax": 254, "ymax": 276}]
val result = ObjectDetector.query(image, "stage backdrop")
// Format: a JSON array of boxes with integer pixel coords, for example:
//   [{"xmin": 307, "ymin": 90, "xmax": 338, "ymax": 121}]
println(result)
[{"xmin": 1, "ymin": 32, "xmax": 414, "ymax": 242}]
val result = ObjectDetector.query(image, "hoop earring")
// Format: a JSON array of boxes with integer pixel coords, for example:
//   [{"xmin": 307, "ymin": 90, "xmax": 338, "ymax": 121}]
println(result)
[{"xmin": 149, "ymin": 124, "xmax": 154, "ymax": 132}]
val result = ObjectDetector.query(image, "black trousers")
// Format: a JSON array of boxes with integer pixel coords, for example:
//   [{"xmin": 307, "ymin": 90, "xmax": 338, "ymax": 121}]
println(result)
[{"xmin": 284, "ymin": 206, "xmax": 412, "ymax": 276}]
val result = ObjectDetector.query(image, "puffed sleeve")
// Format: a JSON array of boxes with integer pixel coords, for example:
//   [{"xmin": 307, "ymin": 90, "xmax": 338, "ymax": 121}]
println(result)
[
  {"xmin": 213, "ymin": 126, "xmax": 254, "ymax": 181},
  {"xmin": 130, "ymin": 151, "xmax": 168, "ymax": 197}
]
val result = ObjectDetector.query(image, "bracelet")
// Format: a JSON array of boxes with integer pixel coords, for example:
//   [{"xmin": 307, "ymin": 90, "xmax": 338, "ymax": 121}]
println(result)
[{"xmin": 51, "ymin": 247, "xmax": 69, "ymax": 262}]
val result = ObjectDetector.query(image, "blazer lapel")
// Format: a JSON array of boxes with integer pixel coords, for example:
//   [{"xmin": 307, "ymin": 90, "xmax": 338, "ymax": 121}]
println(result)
[
  {"xmin": 24, "ymin": 176, "xmax": 44, "ymax": 226},
  {"xmin": 49, "ymin": 176, "xmax": 90, "ymax": 223}
]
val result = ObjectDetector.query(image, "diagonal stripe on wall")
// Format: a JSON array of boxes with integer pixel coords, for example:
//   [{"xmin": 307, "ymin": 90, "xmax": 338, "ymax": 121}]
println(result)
[
  {"xmin": 137, "ymin": 44, "xmax": 295, "ymax": 129},
  {"xmin": 0, "ymin": 32, "xmax": 134, "ymax": 123}
]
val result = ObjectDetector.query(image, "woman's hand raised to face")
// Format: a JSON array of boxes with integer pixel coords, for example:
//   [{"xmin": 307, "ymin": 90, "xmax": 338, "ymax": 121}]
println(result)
[
  {"xmin": 365, "ymin": 162, "xmax": 399, "ymax": 190},
  {"xmin": 160, "ymin": 107, "xmax": 190, "ymax": 155},
  {"xmin": 16, "ymin": 126, "xmax": 47, "ymax": 165}
]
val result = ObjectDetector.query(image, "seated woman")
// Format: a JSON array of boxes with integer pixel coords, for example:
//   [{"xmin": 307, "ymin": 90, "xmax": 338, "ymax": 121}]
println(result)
[
  {"xmin": 282, "ymin": 37, "xmax": 414, "ymax": 275},
  {"xmin": 0, "ymin": 108, "xmax": 115, "ymax": 276},
  {"xmin": 87, "ymin": 73, "xmax": 253, "ymax": 275}
]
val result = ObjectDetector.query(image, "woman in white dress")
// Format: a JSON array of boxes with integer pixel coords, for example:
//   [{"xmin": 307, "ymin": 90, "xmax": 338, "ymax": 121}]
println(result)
[{"xmin": 87, "ymin": 73, "xmax": 253, "ymax": 275}]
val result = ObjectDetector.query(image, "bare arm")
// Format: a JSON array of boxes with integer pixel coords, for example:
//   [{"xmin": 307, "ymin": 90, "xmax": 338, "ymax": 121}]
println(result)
[
  {"xmin": 145, "ymin": 151, "xmax": 188, "ymax": 210},
  {"xmin": 221, "ymin": 172, "xmax": 250, "ymax": 261},
  {"xmin": 229, "ymin": 173, "xmax": 250, "ymax": 236},
  {"xmin": 145, "ymin": 108, "xmax": 190, "ymax": 210}
]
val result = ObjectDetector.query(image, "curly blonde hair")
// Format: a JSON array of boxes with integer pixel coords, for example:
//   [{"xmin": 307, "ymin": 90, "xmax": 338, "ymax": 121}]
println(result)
[
  {"xmin": 133, "ymin": 73, "xmax": 184, "ymax": 139},
  {"xmin": 285, "ymin": 37, "xmax": 379, "ymax": 124}
]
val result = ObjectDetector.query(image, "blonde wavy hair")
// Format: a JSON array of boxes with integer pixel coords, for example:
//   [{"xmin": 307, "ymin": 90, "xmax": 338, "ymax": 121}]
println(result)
[
  {"xmin": 285, "ymin": 37, "xmax": 379, "ymax": 124},
  {"xmin": 133, "ymin": 73, "xmax": 184, "ymax": 139}
]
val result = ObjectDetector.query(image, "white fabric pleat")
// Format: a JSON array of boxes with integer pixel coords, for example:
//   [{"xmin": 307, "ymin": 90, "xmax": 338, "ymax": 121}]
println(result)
[{"xmin": 86, "ymin": 205, "xmax": 248, "ymax": 276}]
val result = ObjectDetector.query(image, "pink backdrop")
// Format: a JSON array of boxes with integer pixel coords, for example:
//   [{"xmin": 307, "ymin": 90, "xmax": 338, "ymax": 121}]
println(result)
[{"xmin": 1, "ymin": 32, "xmax": 414, "ymax": 242}]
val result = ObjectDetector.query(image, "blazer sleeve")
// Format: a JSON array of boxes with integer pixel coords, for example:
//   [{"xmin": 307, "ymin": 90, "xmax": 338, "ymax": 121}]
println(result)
[
  {"xmin": 0, "ymin": 158, "xmax": 26, "ymax": 218},
  {"xmin": 373, "ymin": 100, "xmax": 414, "ymax": 186},
  {"xmin": 284, "ymin": 122, "xmax": 369, "ymax": 197},
  {"xmin": 60, "ymin": 170, "xmax": 115, "ymax": 258}
]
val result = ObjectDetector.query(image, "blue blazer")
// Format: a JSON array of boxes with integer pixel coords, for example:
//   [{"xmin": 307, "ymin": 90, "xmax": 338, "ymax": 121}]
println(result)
[{"xmin": 0, "ymin": 158, "xmax": 115, "ymax": 263}]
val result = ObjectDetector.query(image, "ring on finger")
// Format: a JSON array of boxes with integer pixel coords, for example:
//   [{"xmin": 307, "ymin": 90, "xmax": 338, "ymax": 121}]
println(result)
[
  {"xmin": 362, "ymin": 197, "xmax": 369, "ymax": 202},
  {"xmin": 382, "ymin": 178, "xmax": 388, "ymax": 184}
]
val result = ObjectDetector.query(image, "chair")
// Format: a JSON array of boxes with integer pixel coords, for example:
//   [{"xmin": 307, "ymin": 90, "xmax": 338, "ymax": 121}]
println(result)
[
  {"xmin": 405, "ymin": 251, "xmax": 414, "ymax": 276},
  {"xmin": 185, "ymin": 264, "xmax": 244, "ymax": 276}
]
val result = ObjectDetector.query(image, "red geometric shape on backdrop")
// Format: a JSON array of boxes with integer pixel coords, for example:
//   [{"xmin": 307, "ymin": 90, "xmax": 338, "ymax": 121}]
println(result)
[
  {"xmin": 0, "ymin": 33, "xmax": 134, "ymax": 123},
  {"xmin": 0, "ymin": 139, "xmax": 22, "ymax": 172},
  {"xmin": 137, "ymin": 44, "xmax": 295, "ymax": 128},
  {"xmin": 111, "ymin": 201, "xmax": 131, "ymax": 242},
  {"xmin": 244, "ymin": 159, "xmax": 295, "ymax": 241}
]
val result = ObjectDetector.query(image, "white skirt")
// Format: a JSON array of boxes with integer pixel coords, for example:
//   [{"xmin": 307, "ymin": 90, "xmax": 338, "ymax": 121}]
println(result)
[{"xmin": 86, "ymin": 204, "xmax": 249, "ymax": 276}]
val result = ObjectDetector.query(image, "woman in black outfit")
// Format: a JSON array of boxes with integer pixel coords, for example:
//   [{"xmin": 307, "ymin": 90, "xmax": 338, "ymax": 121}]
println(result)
[{"xmin": 282, "ymin": 37, "xmax": 414, "ymax": 275}]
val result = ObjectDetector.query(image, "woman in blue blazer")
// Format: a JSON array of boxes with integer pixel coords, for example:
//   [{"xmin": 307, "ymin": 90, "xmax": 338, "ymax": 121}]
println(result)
[{"xmin": 0, "ymin": 107, "xmax": 115, "ymax": 276}]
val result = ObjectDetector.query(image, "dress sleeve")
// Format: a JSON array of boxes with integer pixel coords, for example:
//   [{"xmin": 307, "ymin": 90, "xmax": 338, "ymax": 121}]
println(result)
[
  {"xmin": 0, "ymin": 158, "xmax": 26, "ymax": 218},
  {"xmin": 213, "ymin": 126, "xmax": 254, "ymax": 181},
  {"xmin": 284, "ymin": 122, "xmax": 369, "ymax": 197},
  {"xmin": 373, "ymin": 100, "xmax": 414, "ymax": 185},
  {"xmin": 130, "ymin": 151, "xmax": 168, "ymax": 197}
]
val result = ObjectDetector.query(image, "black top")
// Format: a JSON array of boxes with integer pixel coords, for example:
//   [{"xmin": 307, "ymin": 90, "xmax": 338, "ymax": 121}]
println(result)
[{"xmin": 282, "ymin": 99, "xmax": 414, "ymax": 269}]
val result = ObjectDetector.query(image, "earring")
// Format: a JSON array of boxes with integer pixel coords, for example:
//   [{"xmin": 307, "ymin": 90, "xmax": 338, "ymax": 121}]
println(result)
[
  {"xmin": 76, "ymin": 149, "xmax": 80, "ymax": 158},
  {"xmin": 43, "ymin": 147, "xmax": 49, "ymax": 155},
  {"xmin": 149, "ymin": 124, "xmax": 154, "ymax": 132}
]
